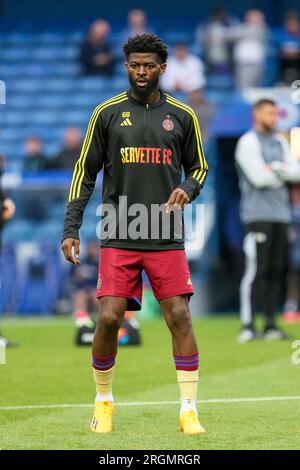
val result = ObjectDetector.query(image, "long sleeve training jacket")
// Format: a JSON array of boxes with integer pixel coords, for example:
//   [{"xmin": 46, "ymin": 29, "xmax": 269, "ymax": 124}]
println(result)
[{"xmin": 62, "ymin": 89, "xmax": 208, "ymax": 250}]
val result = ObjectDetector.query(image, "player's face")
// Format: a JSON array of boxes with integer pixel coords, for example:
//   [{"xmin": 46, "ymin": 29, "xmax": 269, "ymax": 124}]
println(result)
[
  {"xmin": 254, "ymin": 104, "xmax": 279, "ymax": 132},
  {"xmin": 125, "ymin": 52, "xmax": 166, "ymax": 96}
]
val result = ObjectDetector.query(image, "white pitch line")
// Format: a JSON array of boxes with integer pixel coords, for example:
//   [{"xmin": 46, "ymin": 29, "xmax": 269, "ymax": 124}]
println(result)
[{"xmin": 1, "ymin": 396, "xmax": 300, "ymax": 411}]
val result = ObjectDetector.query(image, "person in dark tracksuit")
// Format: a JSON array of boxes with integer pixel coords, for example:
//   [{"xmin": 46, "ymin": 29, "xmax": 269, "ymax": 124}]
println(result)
[{"xmin": 235, "ymin": 99, "xmax": 300, "ymax": 342}]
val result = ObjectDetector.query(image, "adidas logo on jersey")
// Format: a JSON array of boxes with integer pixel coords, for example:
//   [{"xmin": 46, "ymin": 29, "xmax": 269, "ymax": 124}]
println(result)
[{"xmin": 121, "ymin": 118, "xmax": 132, "ymax": 126}]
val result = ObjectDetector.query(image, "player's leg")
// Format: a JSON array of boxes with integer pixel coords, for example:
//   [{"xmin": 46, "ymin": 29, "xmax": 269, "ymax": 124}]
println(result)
[
  {"xmin": 160, "ymin": 294, "xmax": 205, "ymax": 434},
  {"xmin": 90, "ymin": 296, "xmax": 127, "ymax": 433},
  {"xmin": 90, "ymin": 247, "xmax": 143, "ymax": 433},
  {"xmin": 239, "ymin": 226, "xmax": 257, "ymax": 332},
  {"xmin": 93, "ymin": 296, "xmax": 127, "ymax": 357},
  {"xmin": 238, "ymin": 222, "xmax": 272, "ymax": 342},
  {"xmin": 92, "ymin": 296, "xmax": 127, "ymax": 401},
  {"xmin": 142, "ymin": 249, "xmax": 204, "ymax": 434},
  {"xmin": 160, "ymin": 295, "xmax": 197, "ymax": 355},
  {"xmin": 264, "ymin": 222, "xmax": 289, "ymax": 339}
]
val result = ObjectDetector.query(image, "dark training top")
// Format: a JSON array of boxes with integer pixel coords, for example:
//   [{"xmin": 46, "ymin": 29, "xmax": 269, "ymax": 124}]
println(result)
[{"xmin": 62, "ymin": 89, "xmax": 208, "ymax": 250}]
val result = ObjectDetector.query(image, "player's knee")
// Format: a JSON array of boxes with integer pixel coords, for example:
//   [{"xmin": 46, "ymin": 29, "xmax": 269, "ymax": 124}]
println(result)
[
  {"xmin": 167, "ymin": 306, "xmax": 191, "ymax": 333},
  {"xmin": 98, "ymin": 309, "xmax": 123, "ymax": 331}
]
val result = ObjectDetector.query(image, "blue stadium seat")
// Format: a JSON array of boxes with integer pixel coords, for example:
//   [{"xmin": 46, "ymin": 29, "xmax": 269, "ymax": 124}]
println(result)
[
  {"xmin": 1, "ymin": 47, "xmax": 32, "ymax": 61},
  {"xmin": 0, "ymin": 64, "xmax": 21, "ymax": 77},
  {"xmin": 54, "ymin": 63, "xmax": 81, "ymax": 76},
  {"xmin": 17, "ymin": 256, "xmax": 57, "ymax": 314},
  {"xmin": 29, "ymin": 111, "xmax": 62, "ymax": 126},
  {"xmin": 34, "ymin": 32, "xmax": 69, "ymax": 45},
  {"xmin": 206, "ymin": 74, "xmax": 234, "ymax": 90},
  {"xmin": 30, "ymin": 46, "xmax": 78, "ymax": 62},
  {"xmin": 7, "ymin": 78, "xmax": 45, "ymax": 93},
  {"xmin": 69, "ymin": 93, "xmax": 99, "ymax": 108},
  {"xmin": 76, "ymin": 76, "xmax": 107, "ymax": 92},
  {"xmin": 163, "ymin": 30, "xmax": 194, "ymax": 46},
  {"xmin": 44, "ymin": 142, "xmax": 61, "ymax": 156},
  {"xmin": 110, "ymin": 76, "xmax": 128, "ymax": 90},
  {"xmin": 0, "ymin": 142, "xmax": 23, "ymax": 158},
  {"xmin": 4, "ymin": 220, "xmax": 35, "ymax": 242},
  {"xmin": 45, "ymin": 78, "xmax": 75, "ymax": 92}
]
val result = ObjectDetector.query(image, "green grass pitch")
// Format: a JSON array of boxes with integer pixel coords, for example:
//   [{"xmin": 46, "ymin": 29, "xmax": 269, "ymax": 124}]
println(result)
[{"xmin": 0, "ymin": 315, "xmax": 299, "ymax": 450}]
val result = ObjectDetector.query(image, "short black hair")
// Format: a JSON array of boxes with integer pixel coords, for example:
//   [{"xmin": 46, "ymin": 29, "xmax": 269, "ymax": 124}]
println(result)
[
  {"xmin": 123, "ymin": 33, "xmax": 168, "ymax": 63},
  {"xmin": 253, "ymin": 98, "xmax": 277, "ymax": 110}
]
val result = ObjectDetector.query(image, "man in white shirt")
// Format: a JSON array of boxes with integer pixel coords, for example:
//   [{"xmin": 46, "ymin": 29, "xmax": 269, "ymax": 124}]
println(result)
[
  {"xmin": 229, "ymin": 9, "xmax": 269, "ymax": 89},
  {"xmin": 161, "ymin": 43, "xmax": 206, "ymax": 93}
]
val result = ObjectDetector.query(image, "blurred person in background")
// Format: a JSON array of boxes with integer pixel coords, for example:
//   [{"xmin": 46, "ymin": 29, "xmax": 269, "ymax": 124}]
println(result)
[
  {"xmin": 196, "ymin": 5, "xmax": 237, "ymax": 75},
  {"xmin": 22, "ymin": 138, "xmax": 47, "ymax": 220},
  {"xmin": 121, "ymin": 9, "xmax": 153, "ymax": 41},
  {"xmin": 79, "ymin": 19, "xmax": 116, "ymax": 76},
  {"xmin": 282, "ymin": 184, "xmax": 300, "ymax": 323},
  {"xmin": 276, "ymin": 11, "xmax": 300, "ymax": 85},
  {"xmin": 50, "ymin": 127, "xmax": 82, "ymax": 170},
  {"xmin": 22, "ymin": 136, "xmax": 46, "ymax": 172},
  {"xmin": 0, "ymin": 155, "xmax": 16, "ymax": 346},
  {"xmin": 186, "ymin": 89, "xmax": 216, "ymax": 143},
  {"xmin": 161, "ymin": 43, "xmax": 206, "ymax": 93},
  {"xmin": 235, "ymin": 99, "xmax": 300, "ymax": 342},
  {"xmin": 229, "ymin": 9, "xmax": 269, "ymax": 89},
  {"xmin": 71, "ymin": 240, "xmax": 99, "ymax": 320}
]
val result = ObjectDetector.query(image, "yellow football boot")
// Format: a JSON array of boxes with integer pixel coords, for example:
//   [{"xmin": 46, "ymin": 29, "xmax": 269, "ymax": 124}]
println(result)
[
  {"xmin": 90, "ymin": 401, "xmax": 114, "ymax": 433},
  {"xmin": 180, "ymin": 409, "xmax": 206, "ymax": 435}
]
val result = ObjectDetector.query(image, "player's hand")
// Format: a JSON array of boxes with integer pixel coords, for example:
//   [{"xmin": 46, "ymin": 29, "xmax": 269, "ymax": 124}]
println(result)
[
  {"xmin": 2, "ymin": 198, "xmax": 16, "ymax": 220},
  {"xmin": 61, "ymin": 238, "xmax": 81, "ymax": 265},
  {"xmin": 165, "ymin": 188, "xmax": 190, "ymax": 213},
  {"xmin": 269, "ymin": 161, "xmax": 289, "ymax": 176}
]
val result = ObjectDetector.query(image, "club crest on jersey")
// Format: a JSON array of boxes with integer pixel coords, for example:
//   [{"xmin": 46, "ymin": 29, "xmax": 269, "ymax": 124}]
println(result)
[{"xmin": 163, "ymin": 115, "xmax": 174, "ymax": 131}]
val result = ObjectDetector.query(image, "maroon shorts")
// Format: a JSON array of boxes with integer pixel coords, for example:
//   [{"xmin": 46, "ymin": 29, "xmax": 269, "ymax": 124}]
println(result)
[{"xmin": 96, "ymin": 247, "xmax": 194, "ymax": 310}]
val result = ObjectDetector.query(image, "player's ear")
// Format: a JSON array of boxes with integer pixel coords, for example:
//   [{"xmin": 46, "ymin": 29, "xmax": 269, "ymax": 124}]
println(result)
[
  {"xmin": 160, "ymin": 63, "xmax": 167, "ymax": 75},
  {"xmin": 125, "ymin": 62, "xmax": 129, "ymax": 71}
]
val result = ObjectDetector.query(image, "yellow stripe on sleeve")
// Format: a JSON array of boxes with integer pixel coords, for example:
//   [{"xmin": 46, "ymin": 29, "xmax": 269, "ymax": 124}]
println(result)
[
  {"xmin": 165, "ymin": 95, "xmax": 208, "ymax": 183},
  {"xmin": 69, "ymin": 92, "xmax": 127, "ymax": 202}
]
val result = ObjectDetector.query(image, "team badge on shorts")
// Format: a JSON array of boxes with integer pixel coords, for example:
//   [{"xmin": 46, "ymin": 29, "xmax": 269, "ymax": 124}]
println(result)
[
  {"xmin": 187, "ymin": 277, "xmax": 192, "ymax": 286},
  {"xmin": 163, "ymin": 115, "xmax": 174, "ymax": 131},
  {"xmin": 97, "ymin": 276, "xmax": 102, "ymax": 289}
]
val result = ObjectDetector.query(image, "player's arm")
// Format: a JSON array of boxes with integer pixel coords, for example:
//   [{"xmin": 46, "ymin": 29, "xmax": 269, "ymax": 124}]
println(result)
[
  {"xmin": 61, "ymin": 109, "xmax": 106, "ymax": 264},
  {"xmin": 270, "ymin": 135, "xmax": 300, "ymax": 183},
  {"xmin": 235, "ymin": 133, "xmax": 282, "ymax": 188},
  {"xmin": 166, "ymin": 111, "xmax": 208, "ymax": 212}
]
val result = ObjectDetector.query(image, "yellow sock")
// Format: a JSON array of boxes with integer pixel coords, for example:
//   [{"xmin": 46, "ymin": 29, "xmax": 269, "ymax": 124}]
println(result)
[
  {"xmin": 93, "ymin": 365, "xmax": 115, "ymax": 399},
  {"xmin": 176, "ymin": 369, "xmax": 199, "ymax": 401}
]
